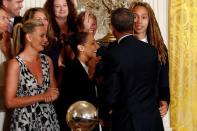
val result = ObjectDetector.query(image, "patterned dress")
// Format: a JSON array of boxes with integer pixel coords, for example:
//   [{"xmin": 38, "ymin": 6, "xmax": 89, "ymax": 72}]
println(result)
[{"xmin": 10, "ymin": 54, "xmax": 60, "ymax": 131}]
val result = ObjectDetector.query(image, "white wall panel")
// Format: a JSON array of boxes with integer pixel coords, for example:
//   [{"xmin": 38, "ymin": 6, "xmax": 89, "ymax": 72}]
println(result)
[
  {"xmin": 21, "ymin": 0, "xmax": 47, "ymax": 15},
  {"xmin": 143, "ymin": 0, "xmax": 168, "ymax": 47}
]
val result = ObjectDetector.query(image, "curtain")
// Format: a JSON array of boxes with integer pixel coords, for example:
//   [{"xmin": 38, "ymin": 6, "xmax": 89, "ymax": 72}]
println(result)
[{"xmin": 169, "ymin": 0, "xmax": 197, "ymax": 131}]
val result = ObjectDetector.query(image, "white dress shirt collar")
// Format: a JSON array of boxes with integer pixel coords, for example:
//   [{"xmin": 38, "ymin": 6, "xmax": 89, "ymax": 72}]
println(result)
[
  {"xmin": 8, "ymin": 17, "xmax": 15, "ymax": 33},
  {"xmin": 117, "ymin": 34, "xmax": 133, "ymax": 44},
  {"xmin": 79, "ymin": 59, "xmax": 89, "ymax": 74},
  {"xmin": 139, "ymin": 35, "xmax": 148, "ymax": 43}
]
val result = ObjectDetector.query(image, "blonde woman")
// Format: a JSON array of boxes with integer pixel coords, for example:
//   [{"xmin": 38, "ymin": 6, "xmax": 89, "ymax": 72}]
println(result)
[
  {"xmin": 20, "ymin": 7, "xmax": 62, "ymax": 79},
  {"xmin": 13, "ymin": 7, "xmax": 55, "ymax": 56},
  {"xmin": 5, "ymin": 19, "xmax": 60, "ymax": 130}
]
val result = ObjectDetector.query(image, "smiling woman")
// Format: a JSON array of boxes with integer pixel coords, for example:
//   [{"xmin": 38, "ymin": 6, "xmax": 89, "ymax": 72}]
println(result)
[
  {"xmin": 5, "ymin": 19, "xmax": 60, "ymax": 130},
  {"xmin": 56, "ymin": 32, "xmax": 99, "ymax": 131}
]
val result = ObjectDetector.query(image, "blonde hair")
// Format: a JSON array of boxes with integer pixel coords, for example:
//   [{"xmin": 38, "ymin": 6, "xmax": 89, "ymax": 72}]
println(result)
[
  {"xmin": 13, "ymin": 19, "xmax": 44, "ymax": 55},
  {"xmin": 129, "ymin": 1, "xmax": 167, "ymax": 64},
  {"xmin": 22, "ymin": 7, "xmax": 55, "ymax": 40}
]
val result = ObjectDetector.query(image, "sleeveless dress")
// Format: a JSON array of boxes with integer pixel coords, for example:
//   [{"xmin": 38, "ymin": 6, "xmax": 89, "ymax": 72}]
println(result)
[{"xmin": 10, "ymin": 54, "xmax": 60, "ymax": 131}]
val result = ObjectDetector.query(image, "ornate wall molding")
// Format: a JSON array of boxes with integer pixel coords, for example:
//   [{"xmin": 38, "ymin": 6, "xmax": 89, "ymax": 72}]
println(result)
[{"xmin": 76, "ymin": 0, "xmax": 142, "ymax": 39}]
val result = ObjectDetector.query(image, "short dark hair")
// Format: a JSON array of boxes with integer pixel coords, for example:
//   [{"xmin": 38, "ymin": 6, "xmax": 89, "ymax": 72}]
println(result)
[
  {"xmin": 111, "ymin": 8, "xmax": 134, "ymax": 33},
  {"xmin": 70, "ymin": 32, "xmax": 88, "ymax": 56}
]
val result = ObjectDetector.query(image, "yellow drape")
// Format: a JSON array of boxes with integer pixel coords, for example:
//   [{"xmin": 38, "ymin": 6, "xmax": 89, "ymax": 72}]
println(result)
[{"xmin": 169, "ymin": 0, "xmax": 197, "ymax": 131}]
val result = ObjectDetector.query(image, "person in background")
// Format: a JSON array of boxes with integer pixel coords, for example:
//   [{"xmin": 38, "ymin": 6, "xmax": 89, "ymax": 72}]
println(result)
[
  {"xmin": 21, "ymin": 7, "xmax": 55, "ymax": 45},
  {"xmin": 100, "ymin": 8, "xmax": 164, "ymax": 131},
  {"xmin": 56, "ymin": 32, "xmax": 99, "ymax": 131},
  {"xmin": 14, "ymin": 7, "xmax": 54, "ymax": 55},
  {"xmin": 5, "ymin": 19, "xmax": 60, "ymax": 130},
  {"xmin": 76, "ymin": 11, "xmax": 108, "ymax": 131},
  {"xmin": 44, "ymin": 0, "xmax": 77, "ymax": 39},
  {"xmin": 75, "ymin": 11, "xmax": 101, "ymax": 79},
  {"xmin": 129, "ymin": 1, "xmax": 170, "ymax": 118},
  {"xmin": 76, "ymin": 11, "xmax": 97, "ymax": 36},
  {"xmin": 0, "ymin": 7, "xmax": 12, "ymax": 61},
  {"xmin": 0, "ymin": 8, "xmax": 12, "ymax": 129},
  {"xmin": 44, "ymin": 0, "xmax": 78, "ymax": 66},
  {"xmin": 0, "ymin": 0, "xmax": 23, "ymax": 33}
]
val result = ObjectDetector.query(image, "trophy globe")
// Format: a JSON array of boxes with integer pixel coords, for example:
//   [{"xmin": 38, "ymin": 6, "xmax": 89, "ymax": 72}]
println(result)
[{"xmin": 66, "ymin": 101, "xmax": 98, "ymax": 131}]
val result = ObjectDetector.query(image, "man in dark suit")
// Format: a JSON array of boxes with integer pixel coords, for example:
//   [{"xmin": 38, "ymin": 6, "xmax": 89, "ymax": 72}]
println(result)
[
  {"xmin": 100, "ymin": 8, "xmax": 164, "ymax": 131},
  {"xmin": 55, "ymin": 32, "xmax": 100, "ymax": 131}
]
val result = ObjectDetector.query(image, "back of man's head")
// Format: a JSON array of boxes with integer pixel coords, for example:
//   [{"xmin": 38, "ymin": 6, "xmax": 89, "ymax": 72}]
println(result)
[{"xmin": 111, "ymin": 8, "xmax": 133, "ymax": 33}]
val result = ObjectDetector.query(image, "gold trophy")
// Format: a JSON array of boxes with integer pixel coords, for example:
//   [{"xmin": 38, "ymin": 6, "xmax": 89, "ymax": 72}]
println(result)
[{"xmin": 66, "ymin": 101, "xmax": 98, "ymax": 131}]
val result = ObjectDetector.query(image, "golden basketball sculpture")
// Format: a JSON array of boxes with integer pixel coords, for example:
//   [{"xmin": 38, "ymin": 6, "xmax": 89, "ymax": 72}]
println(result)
[{"xmin": 66, "ymin": 101, "xmax": 98, "ymax": 131}]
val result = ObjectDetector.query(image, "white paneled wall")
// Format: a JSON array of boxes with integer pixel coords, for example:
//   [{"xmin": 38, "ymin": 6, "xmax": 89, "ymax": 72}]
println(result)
[
  {"xmin": 21, "ymin": 0, "xmax": 46, "ymax": 15},
  {"xmin": 142, "ymin": 1, "xmax": 171, "ymax": 131},
  {"xmin": 0, "ymin": 0, "xmax": 170, "ymax": 131},
  {"xmin": 144, "ymin": 0, "xmax": 169, "ymax": 47}
]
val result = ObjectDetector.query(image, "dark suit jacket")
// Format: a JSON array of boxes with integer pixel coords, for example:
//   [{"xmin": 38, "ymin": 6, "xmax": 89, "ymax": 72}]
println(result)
[
  {"xmin": 101, "ymin": 35, "xmax": 164, "ymax": 131},
  {"xmin": 13, "ymin": 16, "xmax": 22, "ymax": 26},
  {"xmin": 106, "ymin": 40, "xmax": 170, "ymax": 105},
  {"xmin": 55, "ymin": 58, "xmax": 98, "ymax": 131},
  {"xmin": 11, "ymin": 16, "xmax": 22, "ymax": 38},
  {"xmin": 156, "ymin": 46, "xmax": 170, "ymax": 104}
]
